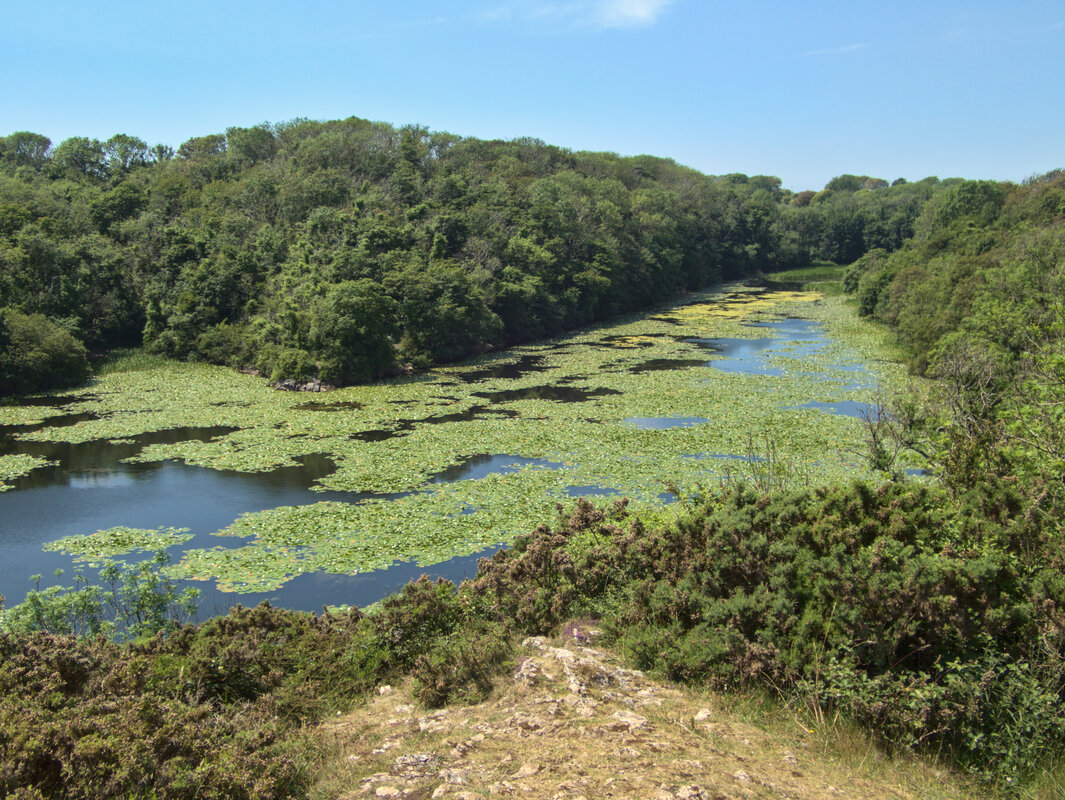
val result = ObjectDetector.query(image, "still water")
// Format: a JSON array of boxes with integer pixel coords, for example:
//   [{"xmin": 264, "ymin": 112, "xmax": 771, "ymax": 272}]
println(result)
[{"xmin": 0, "ymin": 311, "xmax": 875, "ymax": 614}]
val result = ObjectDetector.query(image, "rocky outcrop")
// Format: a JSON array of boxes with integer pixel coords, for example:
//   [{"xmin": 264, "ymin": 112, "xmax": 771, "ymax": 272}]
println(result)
[
  {"xmin": 315, "ymin": 627, "xmax": 973, "ymax": 800},
  {"xmin": 272, "ymin": 377, "xmax": 336, "ymax": 392}
]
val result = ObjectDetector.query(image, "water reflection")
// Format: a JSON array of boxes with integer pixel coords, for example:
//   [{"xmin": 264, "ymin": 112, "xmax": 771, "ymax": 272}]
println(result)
[
  {"xmin": 685, "ymin": 318, "xmax": 827, "ymax": 377},
  {"xmin": 429, "ymin": 453, "xmax": 565, "ymax": 483},
  {"xmin": 788, "ymin": 400, "xmax": 877, "ymax": 418}
]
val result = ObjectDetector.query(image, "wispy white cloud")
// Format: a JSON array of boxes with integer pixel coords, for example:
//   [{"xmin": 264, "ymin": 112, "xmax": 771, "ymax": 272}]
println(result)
[
  {"xmin": 475, "ymin": 0, "xmax": 672, "ymax": 30},
  {"xmin": 803, "ymin": 42, "xmax": 868, "ymax": 57},
  {"xmin": 593, "ymin": 0, "xmax": 673, "ymax": 29}
]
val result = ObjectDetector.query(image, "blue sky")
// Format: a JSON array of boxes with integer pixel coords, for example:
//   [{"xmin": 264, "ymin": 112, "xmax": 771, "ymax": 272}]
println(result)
[{"xmin": 2, "ymin": 0, "xmax": 1062, "ymax": 190}]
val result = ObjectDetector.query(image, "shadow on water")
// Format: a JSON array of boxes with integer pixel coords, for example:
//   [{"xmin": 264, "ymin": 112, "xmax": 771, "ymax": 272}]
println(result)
[
  {"xmin": 295, "ymin": 400, "xmax": 365, "ymax": 412},
  {"xmin": 1, "ymin": 393, "xmax": 98, "ymax": 409},
  {"xmin": 349, "ymin": 405, "xmax": 520, "ymax": 443},
  {"xmin": 473, "ymin": 385, "xmax": 621, "ymax": 403},
  {"xmin": 628, "ymin": 358, "xmax": 706, "ymax": 374},
  {"xmin": 450, "ymin": 354, "xmax": 551, "ymax": 383},
  {"xmin": 596, "ymin": 333, "xmax": 670, "ymax": 348}
]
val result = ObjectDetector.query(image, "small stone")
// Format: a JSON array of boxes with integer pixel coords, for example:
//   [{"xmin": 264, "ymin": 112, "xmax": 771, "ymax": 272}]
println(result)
[
  {"xmin": 610, "ymin": 710, "xmax": 649, "ymax": 731},
  {"xmin": 394, "ymin": 753, "xmax": 436, "ymax": 770},
  {"xmin": 783, "ymin": 751, "xmax": 799, "ymax": 764},
  {"xmin": 693, "ymin": 708, "xmax": 712, "ymax": 723},
  {"xmin": 394, "ymin": 704, "xmax": 414, "ymax": 713},
  {"xmin": 733, "ymin": 771, "xmax": 751, "ymax": 783},
  {"xmin": 439, "ymin": 769, "xmax": 469, "ymax": 785},
  {"xmin": 378, "ymin": 685, "xmax": 393, "ymax": 696},
  {"xmin": 374, "ymin": 788, "xmax": 401, "ymax": 798},
  {"xmin": 431, "ymin": 786, "xmax": 450, "ymax": 799},
  {"xmin": 511, "ymin": 762, "xmax": 540, "ymax": 778},
  {"xmin": 676, "ymin": 787, "xmax": 708, "ymax": 800},
  {"xmin": 511, "ymin": 712, "xmax": 546, "ymax": 732}
]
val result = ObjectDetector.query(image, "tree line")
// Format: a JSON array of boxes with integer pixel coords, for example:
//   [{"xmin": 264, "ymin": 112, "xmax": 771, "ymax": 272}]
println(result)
[{"xmin": 1, "ymin": 119, "xmax": 942, "ymax": 395}]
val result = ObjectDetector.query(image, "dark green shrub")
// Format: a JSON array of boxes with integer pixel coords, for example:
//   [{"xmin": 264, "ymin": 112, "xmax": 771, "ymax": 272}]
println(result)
[
  {"xmin": 410, "ymin": 619, "xmax": 511, "ymax": 707},
  {"xmin": 474, "ymin": 485, "xmax": 1065, "ymax": 788},
  {"xmin": 0, "ymin": 308, "xmax": 90, "ymax": 397}
]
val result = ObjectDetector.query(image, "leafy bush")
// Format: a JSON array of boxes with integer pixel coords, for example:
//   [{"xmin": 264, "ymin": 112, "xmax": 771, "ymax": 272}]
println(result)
[
  {"xmin": 0, "ymin": 308, "xmax": 90, "ymax": 397},
  {"xmin": 0, "ymin": 553, "xmax": 199, "ymax": 640}
]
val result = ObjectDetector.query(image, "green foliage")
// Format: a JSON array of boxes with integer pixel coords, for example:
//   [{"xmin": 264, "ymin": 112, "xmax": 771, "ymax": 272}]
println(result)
[
  {"xmin": 0, "ymin": 602, "xmax": 357, "ymax": 799},
  {"xmin": 44, "ymin": 526, "xmax": 194, "ymax": 562},
  {"xmin": 2, "ymin": 479, "xmax": 1064, "ymax": 794},
  {"xmin": 473, "ymin": 484, "xmax": 1065, "ymax": 790},
  {"xmin": 311, "ymin": 279, "xmax": 398, "ymax": 382},
  {"xmin": 0, "ymin": 552, "xmax": 199, "ymax": 640},
  {"xmin": 409, "ymin": 618, "xmax": 511, "ymax": 707},
  {"xmin": 0, "ymin": 308, "xmax": 90, "ymax": 397},
  {"xmin": 0, "ymin": 118, "xmax": 946, "ymax": 388}
]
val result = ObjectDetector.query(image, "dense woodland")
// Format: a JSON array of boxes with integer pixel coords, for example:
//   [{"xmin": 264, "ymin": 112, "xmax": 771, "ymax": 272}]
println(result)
[
  {"xmin": 2, "ymin": 119, "xmax": 1065, "ymax": 798},
  {"xmin": 2, "ymin": 120, "xmax": 940, "ymax": 394}
]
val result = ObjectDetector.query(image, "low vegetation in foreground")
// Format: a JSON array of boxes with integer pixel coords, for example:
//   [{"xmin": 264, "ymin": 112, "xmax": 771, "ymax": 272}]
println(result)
[{"xmin": 3, "ymin": 475, "xmax": 1064, "ymax": 798}]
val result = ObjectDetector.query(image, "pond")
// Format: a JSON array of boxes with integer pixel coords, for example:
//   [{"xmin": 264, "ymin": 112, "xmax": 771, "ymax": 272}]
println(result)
[{"xmin": 0, "ymin": 284, "xmax": 917, "ymax": 613}]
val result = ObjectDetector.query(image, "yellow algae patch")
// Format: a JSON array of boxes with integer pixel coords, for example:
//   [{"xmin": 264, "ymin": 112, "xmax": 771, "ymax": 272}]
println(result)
[{"xmin": 657, "ymin": 290, "xmax": 822, "ymax": 324}]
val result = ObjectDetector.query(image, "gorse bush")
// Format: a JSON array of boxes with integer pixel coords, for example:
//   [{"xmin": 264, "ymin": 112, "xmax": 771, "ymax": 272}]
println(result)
[
  {"xmin": 0, "ymin": 575, "xmax": 515, "ymax": 798},
  {"xmin": 474, "ymin": 487, "xmax": 1065, "ymax": 787}
]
